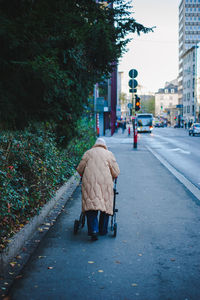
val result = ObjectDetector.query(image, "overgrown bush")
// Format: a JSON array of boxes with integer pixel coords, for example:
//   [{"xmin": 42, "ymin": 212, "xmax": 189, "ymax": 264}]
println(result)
[{"xmin": 0, "ymin": 117, "xmax": 96, "ymax": 250}]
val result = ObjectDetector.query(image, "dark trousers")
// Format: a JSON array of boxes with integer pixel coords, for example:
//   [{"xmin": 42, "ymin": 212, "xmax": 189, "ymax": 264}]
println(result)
[{"xmin": 85, "ymin": 210, "xmax": 109, "ymax": 236}]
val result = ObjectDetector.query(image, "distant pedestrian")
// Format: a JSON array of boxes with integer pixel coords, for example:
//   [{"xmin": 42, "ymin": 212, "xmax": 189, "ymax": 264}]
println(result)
[
  {"xmin": 122, "ymin": 121, "xmax": 126, "ymax": 133},
  {"xmin": 115, "ymin": 121, "xmax": 118, "ymax": 133},
  {"xmin": 77, "ymin": 138, "xmax": 120, "ymax": 241}
]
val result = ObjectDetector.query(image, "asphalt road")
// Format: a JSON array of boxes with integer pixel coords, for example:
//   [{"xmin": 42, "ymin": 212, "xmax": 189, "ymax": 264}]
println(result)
[
  {"xmin": 7, "ymin": 130, "xmax": 200, "ymax": 300},
  {"xmin": 140, "ymin": 127, "xmax": 200, "ymax": 189}
]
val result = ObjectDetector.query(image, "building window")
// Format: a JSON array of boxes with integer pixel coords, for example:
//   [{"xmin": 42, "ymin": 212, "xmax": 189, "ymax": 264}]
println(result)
[
  {"xmin": 171, "ymin": 89, "xmax": 175, "ymax": 93},
  {"xmin": 184, "ymin": 106, "xmax": 186, "ymax": 113},
  {"xmin": 187, "ymin": 105, "xmax": 190, "ymax": 113},
  {"xmin": 165, "ymin": 89, "xmax": 168, "ymax": 93}
]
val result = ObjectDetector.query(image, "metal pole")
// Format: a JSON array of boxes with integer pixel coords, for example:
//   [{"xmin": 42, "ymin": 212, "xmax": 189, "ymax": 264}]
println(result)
[{"xmin": 132, "ymin": 93, "xmax": 137, "ymax": 148}]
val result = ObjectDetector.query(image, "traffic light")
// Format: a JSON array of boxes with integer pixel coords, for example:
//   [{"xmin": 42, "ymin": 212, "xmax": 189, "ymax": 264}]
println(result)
[{"xmin": 135, "ymin": 95, "xmax": 141, "ymax": 111}]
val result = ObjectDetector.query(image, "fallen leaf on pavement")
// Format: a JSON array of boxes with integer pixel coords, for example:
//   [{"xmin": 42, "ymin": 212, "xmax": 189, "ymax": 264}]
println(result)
[
  {"xmin": 88, "ymin": 261, "xmax": 95, "ymax": 264},
  {"xmin": 131, "ymin": 283, "xmax": 138, "ymax": 287},
  {"xmin": 170, "ymin": 258, "xmax": 176, "ymax": 261},
  {"xmin": 138, "ymin": 253, "xmax": 142, "ymax": 256},
  {"xmin": 10, "ymin": 262, "xmax": 17, "ymax": 267},
  {"xmin": 98, "ymin": 270, "xmax": 104, "ymax": 273},
  {"xmin": 115, "ymin": 260, "xmax": 121, "ymax": 264},
  {"xmin": 47, "ymin": 267, "xmax": 54, "ymax": 269}
]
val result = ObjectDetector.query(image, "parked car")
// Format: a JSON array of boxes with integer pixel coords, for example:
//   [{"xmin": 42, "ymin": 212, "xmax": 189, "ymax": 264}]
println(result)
[
  {"xmin": 155, "ymin": 122, "xmax": 164, "ymax": 128},
  {"xmin": 189, "ymin": 123, "xmax": 200, "ymax": 136}
]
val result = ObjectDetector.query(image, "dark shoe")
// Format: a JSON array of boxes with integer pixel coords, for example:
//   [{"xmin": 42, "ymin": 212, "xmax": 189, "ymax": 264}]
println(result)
[{"xmin": 91, "ymin": 232, "xmax": 98, "ymax": 241}]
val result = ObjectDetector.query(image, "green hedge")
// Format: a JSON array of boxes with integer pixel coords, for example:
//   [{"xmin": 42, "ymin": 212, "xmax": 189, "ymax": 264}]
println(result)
[{"xmin": 0, "ymin": 117, "xmax": 96, "ymax": 250}]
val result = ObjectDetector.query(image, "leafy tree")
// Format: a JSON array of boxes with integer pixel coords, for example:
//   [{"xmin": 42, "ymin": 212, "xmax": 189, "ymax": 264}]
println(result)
[
  {"xmin": 141, "ymin": 96, "xmax": 155, "ymax": 115},
  {"xmin": 0, "ymin": 0, "xmax": 152, "ymax": 142},
  {"xmin": 119, "ymin": 92, "xmax": 127, "ymax": 106}
]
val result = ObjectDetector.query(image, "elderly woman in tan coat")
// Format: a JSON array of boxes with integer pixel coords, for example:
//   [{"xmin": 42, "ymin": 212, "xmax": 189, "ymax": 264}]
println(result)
[{"xmin": 77, "ymin": 138, "xmax": 120, "ymax": 241}]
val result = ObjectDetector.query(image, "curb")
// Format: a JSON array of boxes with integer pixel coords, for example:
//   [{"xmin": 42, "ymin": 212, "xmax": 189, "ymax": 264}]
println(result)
[{"xmin": 0, "ymin": 172, "xmax": 80, "ymax": 276}]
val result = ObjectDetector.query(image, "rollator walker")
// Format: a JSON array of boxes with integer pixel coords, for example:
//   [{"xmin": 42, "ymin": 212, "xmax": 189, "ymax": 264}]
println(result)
[{"xmin": 73, "ymin": 178, "xmax": 119, "ymax": 237}]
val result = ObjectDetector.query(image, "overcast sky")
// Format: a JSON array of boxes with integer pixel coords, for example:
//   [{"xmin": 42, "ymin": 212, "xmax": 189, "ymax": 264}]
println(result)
[{"xmin": 118, "ymin": 0, "xmax": 180, "ymax": 95}]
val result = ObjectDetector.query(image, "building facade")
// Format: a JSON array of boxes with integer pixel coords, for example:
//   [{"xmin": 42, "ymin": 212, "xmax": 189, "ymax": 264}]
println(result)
[
  {"xmin": 178, "ymin": 0, "xmax": 200, "ymax": 121},
  {"xmin": 182, "ymin": 46, "xmax": 196, "ymax": 123},
  {"xmin": 155, "ymin": 81, "xmax": 179, "ymax": 125}
]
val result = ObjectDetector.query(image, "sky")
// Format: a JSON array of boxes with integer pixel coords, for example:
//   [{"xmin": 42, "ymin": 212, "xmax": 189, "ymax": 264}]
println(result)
[{"xmin": 118, "ymin": 0, "xmax": 180, "ymax": 95}]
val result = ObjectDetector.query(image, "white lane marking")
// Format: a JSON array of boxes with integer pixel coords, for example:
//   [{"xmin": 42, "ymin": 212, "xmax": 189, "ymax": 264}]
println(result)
[
  {"xmin": 169, "ymin": 148, "xmax": 191, "ymax": 155},
  {"xmin": 146, "ymin": 146, "xmax": 200, "ymax": 201}
]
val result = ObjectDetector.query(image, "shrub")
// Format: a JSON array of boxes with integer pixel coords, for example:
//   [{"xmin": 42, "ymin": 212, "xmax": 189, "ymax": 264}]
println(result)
[{"xmin": 0, "ymin": 117, "xmax": 95, "ymax": 250}]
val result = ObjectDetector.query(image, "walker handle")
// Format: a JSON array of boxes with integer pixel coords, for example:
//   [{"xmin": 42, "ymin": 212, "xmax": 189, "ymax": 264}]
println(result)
[{"xmin": 114, "ymin": 177, "xmax": 117, "ymax": 190}]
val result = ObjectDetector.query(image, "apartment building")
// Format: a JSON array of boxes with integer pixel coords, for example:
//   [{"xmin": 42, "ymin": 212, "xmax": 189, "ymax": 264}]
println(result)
[
  {"xmin": 182, "ymin": 45, "xmax": 200, "ymax": 122},
  {"xmin": 179, "ymin": 0, "xmax": 200, "ymax": 122},
  {"xmin": 155, "ymin": 80, "xmax": 179, "ymax": 125}
]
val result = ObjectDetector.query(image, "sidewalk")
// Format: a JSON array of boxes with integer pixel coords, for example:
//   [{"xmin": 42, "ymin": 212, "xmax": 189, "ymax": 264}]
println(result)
[{"xmin": 4, "ymin": 133, "xmax": 200, "ymax": 300}]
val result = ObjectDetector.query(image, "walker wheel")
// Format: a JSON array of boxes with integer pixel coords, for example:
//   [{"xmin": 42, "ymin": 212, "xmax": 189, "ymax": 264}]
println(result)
[
  {"xmin": 74, "ymin": 220, "xmax": 79, "ymax": 235},
  {"xmin": 81, "ymin": 213, "xmax": 85, "ymax": 228},
  {"xmin": 113, "ymin": 223, "xmax": 117, "ymax": 237}
]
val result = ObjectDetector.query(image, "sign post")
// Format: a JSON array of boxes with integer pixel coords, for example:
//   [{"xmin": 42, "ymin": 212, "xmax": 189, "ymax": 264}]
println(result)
[
  {"xmin": 128, "ymin": 69, "xmax": 138, "ymax": 148},
  {"xmin": 133, "ymin": 115, "xmax": 137, "ymax": 148}
]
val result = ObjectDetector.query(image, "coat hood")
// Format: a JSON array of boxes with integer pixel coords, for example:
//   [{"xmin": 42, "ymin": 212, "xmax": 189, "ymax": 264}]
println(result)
[{"xmin": 92, "ymin": 138, "xmax": 108, "ymax": 150}]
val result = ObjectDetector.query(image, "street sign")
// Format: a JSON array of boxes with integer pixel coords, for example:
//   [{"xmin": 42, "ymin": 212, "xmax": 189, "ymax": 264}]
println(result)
[
  {"xmin": 127, "ymin": 103, "xmax": 133, "ymax": 109},
  {"xmin": 129, "ymin": 88, "xmax": 137, "ymax": 93},
  {"xmin": 129, "ymin": 69, "xmax": 138, "ymax": 78},
  {"xmin": 128, "ymin": 79, "xmax": 138, "ymax": 89}
]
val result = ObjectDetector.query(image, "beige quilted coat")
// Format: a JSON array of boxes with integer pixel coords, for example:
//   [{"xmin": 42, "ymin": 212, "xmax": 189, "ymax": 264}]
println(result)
[{"xmin": 77, "ymin": 143, "xmax": 120, "ymax": 215}]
